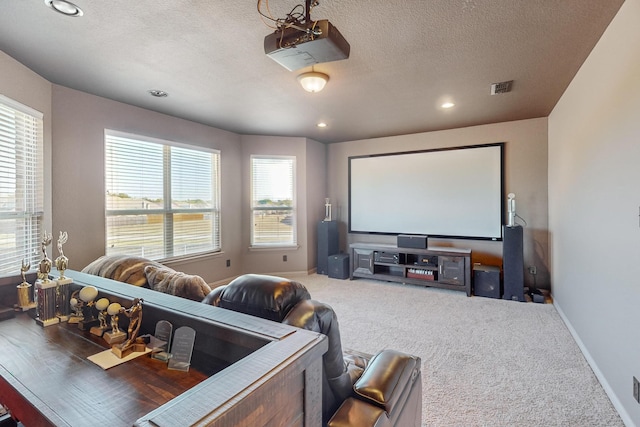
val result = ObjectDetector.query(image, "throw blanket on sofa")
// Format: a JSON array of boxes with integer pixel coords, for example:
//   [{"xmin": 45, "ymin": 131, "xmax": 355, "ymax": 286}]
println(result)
[
  {"xmin": 144, "ymin": 265, "xmax": 211, "ymax": 301},
  {"xmin": 81, "ymin": 255, "xmax": 212, "ymax": 301}
]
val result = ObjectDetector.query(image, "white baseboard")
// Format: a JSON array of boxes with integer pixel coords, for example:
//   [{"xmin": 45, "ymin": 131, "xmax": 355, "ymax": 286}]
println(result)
[{"xmin": 553, "ymin": 300, "xmax": 635, "ymax": 427}]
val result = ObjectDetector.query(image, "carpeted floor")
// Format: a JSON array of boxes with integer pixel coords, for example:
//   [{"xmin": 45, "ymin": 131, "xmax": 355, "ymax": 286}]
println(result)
[{"xmin": 293, "ymin": 273, "xmax": 623, "ymax": 427}]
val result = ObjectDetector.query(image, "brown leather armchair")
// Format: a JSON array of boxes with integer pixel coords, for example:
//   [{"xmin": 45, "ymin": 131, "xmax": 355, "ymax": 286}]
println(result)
[{"xmin": 203, "ymin": 274, "xmax": 422, "ymax": 427}]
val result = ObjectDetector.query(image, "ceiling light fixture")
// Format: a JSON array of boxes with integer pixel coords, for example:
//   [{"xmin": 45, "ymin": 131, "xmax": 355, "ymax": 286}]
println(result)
[
  {"xmin": 148, "ymin": 89, "xmax": 169, "ymax": 98},
  {"xmin": 297, "ymin": 71, "xmax": 329, "ymax": 93},
  {"xmin": 441, "ymin": 102, "xmax": 455, "ymax": 109},
  {"xmin": 317, "ymin": 122, "xmax": 328, "ymax": 128},
  {"xmin": 44, "ymin": 0, "xmax": 83, "ymax": 17}
]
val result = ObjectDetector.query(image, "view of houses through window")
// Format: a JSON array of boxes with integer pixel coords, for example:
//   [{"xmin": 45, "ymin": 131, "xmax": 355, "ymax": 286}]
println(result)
[
  {"xmin": 251, "ymin": 155, "xmax": 296, "ymax": 247},
  {"xmin": 105, "ymin": 131, "xmax": 220, "ymax": 260}
]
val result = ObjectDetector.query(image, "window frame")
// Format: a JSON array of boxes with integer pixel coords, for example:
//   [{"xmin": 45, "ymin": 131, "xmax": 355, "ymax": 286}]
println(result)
[
  {"xmin": 250, "ymin": 155, "xmax": 297, "ymax": 249},
  {"xmin": 0, "ymin": 94, "xmax": 44, "ymax": 278},
  {"xmin": 104, "ymin": 130, "xmax": 221, "ymax": 261}
]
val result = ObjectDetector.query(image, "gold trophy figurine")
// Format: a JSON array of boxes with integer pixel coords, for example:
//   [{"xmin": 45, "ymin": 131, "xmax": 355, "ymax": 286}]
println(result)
[
  {"xmin": 112, "ymin": 298, "xmax": 145, "ymax": 358},
  {"xmin": 103, "ymin": 302, "xmax": 126, "ymax": 345},
  {"xmin": 35, "ymin": 231, "xmax": 60, "ymax": 327},
  {"xmin": 68, "ymin": 290, "xmax": 84, "ymax": 324},
  {"xmin": 54, "ymin": 231, "xmax": 72, "ymax": 322},
  {"xmin": 37, "ymin": 231, "xmax": 53, "ymax": 284},
  {"xmin": 55, "ymin": 231, "xmax": 69, "ymax": 279},
  {"xmin": 90, "ymin": 297, "xmax": 111, "ymax": 337},
  {"xmin": 16, "ymin": 259, "xmax": 35, "ymax": 310}
]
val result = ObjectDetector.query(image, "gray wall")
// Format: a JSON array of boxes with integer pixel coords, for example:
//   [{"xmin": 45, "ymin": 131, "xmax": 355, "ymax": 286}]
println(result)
[
  {"xmin": 327, "ymin": 118, "xmax": 550, "ymax": 289},
  {"xmin": 1, "ymin": 51, "xmax": 326, "ymax": 284},
  {"xmin": 50, "ymin": 85, "xmax": 243, "ymax": 283},
  {"xmin": 0, "ymin": 51, "xmax": 53, "ymax": 239},
  {"xmin": 239, "ymin": 134, "xmax": 327, "ymax": 276},
  {"xmin": 548, "ymin": 0, "xmax": 640, "ymax": 424}
]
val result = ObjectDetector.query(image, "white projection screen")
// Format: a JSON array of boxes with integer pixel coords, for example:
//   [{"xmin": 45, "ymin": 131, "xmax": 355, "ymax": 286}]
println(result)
[{"xmin": 349, "ymin": 143, "xmax": 504, "ymax": 240}]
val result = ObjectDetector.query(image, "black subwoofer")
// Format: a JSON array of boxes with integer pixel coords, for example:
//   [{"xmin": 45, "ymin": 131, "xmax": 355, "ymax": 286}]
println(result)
[
  {"xmin": 328, "ymin": 253, "xmax": 350, "ymax": 279},
  {"xmin": 473, "ymin": 265, "xmax": 501, "ymax": 299}
]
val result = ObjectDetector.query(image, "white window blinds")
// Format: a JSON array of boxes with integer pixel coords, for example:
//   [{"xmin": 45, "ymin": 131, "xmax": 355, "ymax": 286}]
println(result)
[
  {"xmin": 105, "ymin": 131, "xmax": 220, "ymax": 260},
  {"xmin": 251, "ymin": 156, "xmax": 296, "ymax": 246},
  {"xmin": 0, "ymin": 95, "xmax": 44, "ymax": 277}
]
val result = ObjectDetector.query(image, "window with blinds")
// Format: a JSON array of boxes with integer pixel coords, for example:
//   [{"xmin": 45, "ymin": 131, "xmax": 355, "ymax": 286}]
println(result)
[
  {"xmin": 105, "ymin": 130, "xmax": 220, "ymax": 260},
  {"xmin": 250, "ymin": 156, "xmax": 296, "ymax": 247},
  {"xmin": 0, "ymin": 95, "xmax": 44, "ymax": 277}
]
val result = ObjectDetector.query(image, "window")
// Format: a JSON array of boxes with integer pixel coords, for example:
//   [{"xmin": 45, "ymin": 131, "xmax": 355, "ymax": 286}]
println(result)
[
  {"xmin": 0, "ymin": 95, "xmax": 44, "ymax": 277},
  {"xmin": 105, "ymin": 130, "xmax": 220, "ymax": 260},
  {"xmin": 251, "ymin": 156, "xmax": 296, "ymax": 247}
]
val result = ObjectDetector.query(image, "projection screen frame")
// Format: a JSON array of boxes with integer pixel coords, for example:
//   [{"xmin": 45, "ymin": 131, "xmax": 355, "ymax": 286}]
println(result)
[{"xmin": 348, "ymin": 142, "xmax": 505, "ymax": 241}]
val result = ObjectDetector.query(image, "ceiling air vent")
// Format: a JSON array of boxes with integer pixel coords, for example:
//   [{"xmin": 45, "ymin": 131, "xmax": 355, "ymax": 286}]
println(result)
[{"xmin": 490, "ymin": 80, "xmax": 513, "ymax": 95}]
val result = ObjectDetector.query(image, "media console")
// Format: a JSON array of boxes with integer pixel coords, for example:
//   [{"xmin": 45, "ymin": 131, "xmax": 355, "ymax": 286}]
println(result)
[{"xmin": 349, "ymin": 243, "xmax": 472, "ymax": 296}]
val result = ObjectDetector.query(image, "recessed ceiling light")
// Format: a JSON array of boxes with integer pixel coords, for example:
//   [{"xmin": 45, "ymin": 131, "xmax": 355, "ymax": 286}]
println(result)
[
  {"xmin": 317, "ymin": 122, "xmax": 328, "ymax": 128},
  {"xmin": 148, "ymin": 90, "xmax": 169, "ymax": 98},
  {"xmin": 44, "ymin": 0, "xmax": 84, "ymax": 17},
  {"xmin": 441, "ymin": 102, "xmax": 455, "ymax": 109}
]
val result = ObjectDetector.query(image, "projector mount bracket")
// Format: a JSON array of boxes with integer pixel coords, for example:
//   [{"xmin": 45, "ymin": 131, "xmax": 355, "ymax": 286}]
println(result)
[{"xmin": 259, "ymin": 0, "xmax": 323, "ymax": 36}]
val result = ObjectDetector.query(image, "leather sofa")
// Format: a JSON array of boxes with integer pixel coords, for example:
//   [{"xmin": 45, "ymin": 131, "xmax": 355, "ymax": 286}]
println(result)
[{"xmin": 203, "ymin": 274, "xmax": 422, "ymax": 427}]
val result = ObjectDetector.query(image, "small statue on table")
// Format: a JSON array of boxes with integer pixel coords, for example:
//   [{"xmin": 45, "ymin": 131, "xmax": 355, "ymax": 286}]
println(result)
[
  {"xmin": 90, "ymin": 297, "xmax": 111, "ymax": 337},
  {"xmin": 103, "ymin": 302, "xmax": 126, "ymax": 345},
  {"xmin": 54, "ymin": 231, "xmax": 72, "ymax": 322},
  {"xmin": 76, "ymin": 286, "xmax": 99, "ymax": 330},
  {"xmin": 112, "ymin": 298, "xmax": 145, "ymax": 358},
  {"xmin": 37, "ymin": 231, "xmax": 53, "ymax": 284},
  {"xmin": 16, "ymin": 259, "xmax": 35, "ymax": 310},
  {"xmin": 35, "ymin": 231, "xmax": 59, "ymax": 327},
  {"xmin": 54, "ymin": 231, "xmax": 69, "ymax": 279},
  {"xmin": 68, "ymin": 290, "xmax": 84, "ymax": 324}
]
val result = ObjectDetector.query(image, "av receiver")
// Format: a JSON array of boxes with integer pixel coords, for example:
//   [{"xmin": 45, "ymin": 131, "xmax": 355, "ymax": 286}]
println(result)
[{"xmin": 374, "ymin": 251, "xmax": 405, "ymax": 264}]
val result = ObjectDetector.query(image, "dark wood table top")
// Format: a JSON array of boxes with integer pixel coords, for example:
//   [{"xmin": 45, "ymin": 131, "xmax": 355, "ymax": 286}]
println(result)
[
  {"xmin": 0, "ymin": 270, "xmax": 328, "ymax": 427},
  {"xmin": 0, "ymin": 313, "xmax": 208, "ymax": 427}
]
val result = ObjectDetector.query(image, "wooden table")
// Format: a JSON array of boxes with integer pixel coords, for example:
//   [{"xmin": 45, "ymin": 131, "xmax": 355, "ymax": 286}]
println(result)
[{"xmin": 0, "ymin": 271, "xmax": 328, "ymax": 427}]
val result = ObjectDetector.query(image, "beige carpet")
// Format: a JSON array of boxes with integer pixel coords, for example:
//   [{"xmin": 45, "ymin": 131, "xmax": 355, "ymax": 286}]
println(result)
[{"xmin": 293, "ymin": 273, "xmax": 622, "ymax": 427}]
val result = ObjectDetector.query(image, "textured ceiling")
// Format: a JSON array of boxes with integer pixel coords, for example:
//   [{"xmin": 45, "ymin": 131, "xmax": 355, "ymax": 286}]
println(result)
[{"xmin": 0, "ymin": 0, "xmax": 624, "ymax": 143}]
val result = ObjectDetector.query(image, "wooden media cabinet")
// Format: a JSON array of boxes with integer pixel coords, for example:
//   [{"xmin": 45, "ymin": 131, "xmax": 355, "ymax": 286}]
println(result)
[{"xmin": 350, "ymin": 243, "xmax": 472, "ymax": 296}]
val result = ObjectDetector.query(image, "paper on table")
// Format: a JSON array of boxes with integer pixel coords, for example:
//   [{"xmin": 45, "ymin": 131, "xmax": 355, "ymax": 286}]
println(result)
[{"xmin": 87, "ymin": 347, "xmax": 151, "ymax": 370}]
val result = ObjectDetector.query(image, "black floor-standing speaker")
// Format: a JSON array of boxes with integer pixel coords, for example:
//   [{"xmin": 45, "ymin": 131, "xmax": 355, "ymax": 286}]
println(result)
[
  {"xmin": 503, "ymin": 225, "xmax": 525, "ymax": 301},
  {"xmin": 317, "ymin": 220, "xmax": 338, "ymax": 275}
]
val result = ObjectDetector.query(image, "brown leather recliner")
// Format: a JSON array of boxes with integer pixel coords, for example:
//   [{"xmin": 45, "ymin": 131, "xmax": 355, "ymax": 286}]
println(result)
[{"xmin": 202, "ymin": 274, "xmax": 422, "ymax": 427}]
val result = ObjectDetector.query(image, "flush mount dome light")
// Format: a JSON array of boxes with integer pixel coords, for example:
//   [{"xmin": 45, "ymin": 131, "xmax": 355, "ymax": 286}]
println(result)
[
  {"xmin": 45, "ymin": 0, "xmax": 84, "ymax": 17},
  {"xmin": 297, "ymin": 71, "xmax": 329, "ymax": 93}
]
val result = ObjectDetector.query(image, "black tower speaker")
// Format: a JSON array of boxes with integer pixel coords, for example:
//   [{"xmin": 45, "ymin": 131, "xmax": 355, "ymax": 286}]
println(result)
[
  {"xmin": 503, "ymin": 225, "xmax": 525, "ymax": 301},
  {"xmin": 474, "ymin": 265, "xmax": 501, "ymax": 299},
  {"xmin": 317, "ymin": 221, "xmax": 338, "ymax": 275}
]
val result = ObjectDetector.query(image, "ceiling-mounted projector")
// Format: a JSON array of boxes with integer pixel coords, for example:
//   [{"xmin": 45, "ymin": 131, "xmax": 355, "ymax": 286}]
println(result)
[{"xmin": 264, "ymin": 19, "xmax": 350, "ymax": 71}]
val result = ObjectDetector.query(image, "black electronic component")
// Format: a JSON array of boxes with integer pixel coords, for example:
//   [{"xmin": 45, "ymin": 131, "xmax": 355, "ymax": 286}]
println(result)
[
  {"xmin": 264, "ymin": 20, "xmax": 350, "ymax": 71},
  {"xmin": 397, "ymin": 234, "xmax": 428, "ymax": 249},
  {"xmin": 503, "ymin": 225, "xmax": 525, "ymax": 301},
  {"xmin": 317, "ymin": 221, "xmax": 338, "ymax": 275}
]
